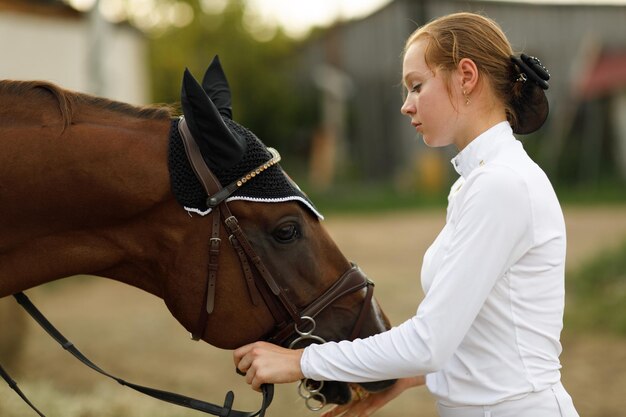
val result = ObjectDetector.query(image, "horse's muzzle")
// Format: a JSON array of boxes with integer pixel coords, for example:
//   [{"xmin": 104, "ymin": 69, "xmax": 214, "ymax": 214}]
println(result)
[{"xmin": 320, "ymin": 378, "xmax": 398, "ymax": 405}]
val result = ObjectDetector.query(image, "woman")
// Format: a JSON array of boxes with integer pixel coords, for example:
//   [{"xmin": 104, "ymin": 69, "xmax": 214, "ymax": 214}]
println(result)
[{"xmin": 234, "ymin": 12, "xmax": 579, "ymax": 417}]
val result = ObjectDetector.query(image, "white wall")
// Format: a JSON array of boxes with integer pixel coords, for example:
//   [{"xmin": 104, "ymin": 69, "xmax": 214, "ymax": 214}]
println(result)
[{"xmin": 0, "ymin": 9, "xmax": 149, "ymax": 105}]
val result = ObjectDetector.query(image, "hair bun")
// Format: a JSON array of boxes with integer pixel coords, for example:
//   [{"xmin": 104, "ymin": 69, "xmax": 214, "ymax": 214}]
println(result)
[{"xmin": 509, "ymin": 54, "xmax": 550, "ymax": 134}]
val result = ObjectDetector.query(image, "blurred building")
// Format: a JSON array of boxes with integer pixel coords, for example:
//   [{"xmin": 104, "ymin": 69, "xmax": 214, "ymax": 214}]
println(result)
[
  {"xmin": 297, "ymin": 0, "xmax": 626, "ymax": 189},
  {"xmin": 0, "ymin": 0, "xmax": 149, "ymax": 104}
]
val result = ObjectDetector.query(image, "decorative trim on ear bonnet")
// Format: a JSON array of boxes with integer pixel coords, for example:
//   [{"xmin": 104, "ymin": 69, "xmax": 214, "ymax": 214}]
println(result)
[{"xmin": 510, "ymin": 54, "xmax": 551, "ymax": 135}]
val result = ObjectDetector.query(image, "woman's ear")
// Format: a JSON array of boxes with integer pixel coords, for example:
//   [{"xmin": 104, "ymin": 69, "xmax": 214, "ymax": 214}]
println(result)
[{"xmin": 458, "ymin": 58, "xmax": 479, "ymax": 93}]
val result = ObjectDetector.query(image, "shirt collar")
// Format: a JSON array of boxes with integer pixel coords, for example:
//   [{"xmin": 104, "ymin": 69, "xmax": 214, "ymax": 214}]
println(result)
[{"xmin": 451, "ymin": 121, "xmax": 514, "ymax": 178}]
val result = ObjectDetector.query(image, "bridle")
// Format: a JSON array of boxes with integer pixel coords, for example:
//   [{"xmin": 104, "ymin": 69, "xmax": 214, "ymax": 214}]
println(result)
[
  {"xmin": 178, "ymin": 116, "xmax": 376, "ymax": 409},
  {"xmin": 0, "ymin": 116, "xmax": 377, "ymax": 417},
  {"xmin": 177, "ymin": 116, "xmax": 375, "ymax": 346}
]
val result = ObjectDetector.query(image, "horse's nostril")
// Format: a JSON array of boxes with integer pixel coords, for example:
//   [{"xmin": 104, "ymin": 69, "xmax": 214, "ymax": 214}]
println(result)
[
  {"xmin": 316, "ymin": 378, "xmax": 398, "ymax": 406},
  {"xmin": 318, "ymin": 381, "xmax": 352, "ymax": 405},
  {"xmin": 359, "ymin": 379, "xmax": 398, "ymax": 393}
]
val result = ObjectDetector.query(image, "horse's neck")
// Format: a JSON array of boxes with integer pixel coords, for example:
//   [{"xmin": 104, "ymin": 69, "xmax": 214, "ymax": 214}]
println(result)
[{"xmin": 0, "ymin": 103, "xmax": 179, "ymax": 298}]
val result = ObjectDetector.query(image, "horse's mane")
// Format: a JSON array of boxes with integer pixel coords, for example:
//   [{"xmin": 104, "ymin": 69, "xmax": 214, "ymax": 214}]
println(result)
[{"xmin": 0, "ymin": 80, "xmax": 173, "ymax": 129}]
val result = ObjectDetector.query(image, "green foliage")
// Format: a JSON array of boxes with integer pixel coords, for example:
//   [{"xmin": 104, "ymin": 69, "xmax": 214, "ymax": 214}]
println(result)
[
  {"xmin": 305, "ymin": 182, "xmax": 448, "ymax": 214},
  {"xmin": 148, "ymin": 0, "xmax": 318, "ymax": 160},
  {"xmin": 555, "ymin": 180, "xmax": 626, "ymax": 206},
  {"xmin": 566, "ymin": 238, "xmax": 626, "ymax": 335}
]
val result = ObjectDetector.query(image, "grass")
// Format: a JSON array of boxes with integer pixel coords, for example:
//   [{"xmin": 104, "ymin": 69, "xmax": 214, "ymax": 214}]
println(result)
[
  {"xmin": 310, "ymin": 189, "xmax": 446, "ymax": 214},
  {"xmin": 565, "ymin": 237, "xmax": 626, "ymax": 335},
  {"xmin": 304, "ymin": 182, "xmax": 448, "ymax": 215},
  {"xmin": 555, "ymin": 181, "xmax": 626, "ymax": 206},
  {"xmin": 301, "ymin": 179, "xmax": 626, "ymax": 215}
]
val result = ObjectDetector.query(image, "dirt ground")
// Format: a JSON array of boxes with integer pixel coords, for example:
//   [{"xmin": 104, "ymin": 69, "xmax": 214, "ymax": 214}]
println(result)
[{"xmin": 1, "ymin": 205, "xmax": 626, "ymax": 417}]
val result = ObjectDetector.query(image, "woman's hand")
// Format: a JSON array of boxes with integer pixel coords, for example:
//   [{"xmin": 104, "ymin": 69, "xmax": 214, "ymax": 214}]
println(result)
[
  {"xmin": 321, "ymin": 376, "xmax": 425, "ymax": 417},
  {"xmin": 233, "ymin": 341, "xmax": 305, "ymax": 391}
]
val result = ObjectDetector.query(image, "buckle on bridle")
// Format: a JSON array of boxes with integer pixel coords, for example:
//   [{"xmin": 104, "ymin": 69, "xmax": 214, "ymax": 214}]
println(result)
[
  {"xmin": 288, "ymin": 316, "xmax": 326, "ymax": 349},
  {"xmin": 288, "ymin": 316, "xmax": 328, "ymax": 411},
  {"xmin": 298, "ymin": 379, "xmax": 326, "ymax": 411}
]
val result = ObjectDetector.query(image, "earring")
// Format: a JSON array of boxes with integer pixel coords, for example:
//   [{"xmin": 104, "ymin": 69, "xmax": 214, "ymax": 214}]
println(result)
[{"xmin": 463, "ymin": 89, "xmax": 470, "ymax": 105}]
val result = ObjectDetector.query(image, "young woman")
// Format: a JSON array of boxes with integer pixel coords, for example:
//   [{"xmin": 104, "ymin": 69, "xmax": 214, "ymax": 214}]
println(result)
[{"xmin": 234, "ymin": 12, "xmax": 579, "ymax": 417}]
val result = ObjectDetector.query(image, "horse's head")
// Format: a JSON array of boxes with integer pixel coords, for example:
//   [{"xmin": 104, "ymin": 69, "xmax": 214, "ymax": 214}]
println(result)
[{"xmin": 164, "ymin": 57, "xmax": 396, "ymax": 405}]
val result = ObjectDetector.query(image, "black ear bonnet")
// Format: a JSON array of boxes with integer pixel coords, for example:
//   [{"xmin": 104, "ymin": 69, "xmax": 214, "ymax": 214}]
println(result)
[{"xmin": 169, "ymin": 57, "xmax": 322, "ymax": 219}]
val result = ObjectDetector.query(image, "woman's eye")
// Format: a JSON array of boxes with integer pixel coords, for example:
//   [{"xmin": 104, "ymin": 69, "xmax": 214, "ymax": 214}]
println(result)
[
  {"xmin": 272, "ymin": 223, "xmax": 301, "ymax": 243},
  {"xmin": 411, "ymin": 83, "xmax": 422, "ymax": 93}
]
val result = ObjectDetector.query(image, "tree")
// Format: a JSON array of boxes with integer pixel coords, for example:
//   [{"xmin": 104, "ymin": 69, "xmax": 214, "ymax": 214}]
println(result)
[{"xmin": 148, "ymin": 0, "xmax": 318, "ymax": 170}]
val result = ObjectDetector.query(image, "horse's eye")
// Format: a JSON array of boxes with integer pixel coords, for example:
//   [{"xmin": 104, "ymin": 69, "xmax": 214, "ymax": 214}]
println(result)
[{"xmin": 272, "ymin": 223, "xmax": 301, "ymax": 243}]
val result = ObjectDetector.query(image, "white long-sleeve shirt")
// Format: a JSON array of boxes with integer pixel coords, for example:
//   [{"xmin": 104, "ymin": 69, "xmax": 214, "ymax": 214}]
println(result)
[{"xmin": 300, "ymin": 122, "xmax": 566, "ymax": 406}]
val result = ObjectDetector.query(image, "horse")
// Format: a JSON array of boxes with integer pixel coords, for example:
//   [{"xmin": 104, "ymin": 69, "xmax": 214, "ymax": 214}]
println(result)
[{"xmin": 0, "ymin": 56, "xmax": 395, "ymax": 411}]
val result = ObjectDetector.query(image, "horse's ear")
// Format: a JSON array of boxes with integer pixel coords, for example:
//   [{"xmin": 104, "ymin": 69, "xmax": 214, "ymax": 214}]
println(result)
[
  {"xmin": 181, "ymin": 68, "xmax": 246, "ymax": 169},
  {"xmin": 202, "ymin": 56, "xmax": 233, "ymax": 119}
]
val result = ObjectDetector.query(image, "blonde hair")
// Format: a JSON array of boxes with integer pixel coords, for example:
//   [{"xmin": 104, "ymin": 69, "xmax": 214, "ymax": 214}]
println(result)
[{"xmin": 404, "ymin": 12, "xmax": 523, "ymax": 130}]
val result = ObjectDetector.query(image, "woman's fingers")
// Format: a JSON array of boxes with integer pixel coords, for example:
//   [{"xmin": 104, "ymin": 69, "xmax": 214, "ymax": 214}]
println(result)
[
  {"xmin": 233, "ymin": 341, "xmax": 305, "ymax": 390},
  {"xmin": 321, "ymin": 403, "xmax": 350, "ymax": 417},
  {"xmin": 233, "ymin": 342, "xmax": 255, "ymax": 371}
]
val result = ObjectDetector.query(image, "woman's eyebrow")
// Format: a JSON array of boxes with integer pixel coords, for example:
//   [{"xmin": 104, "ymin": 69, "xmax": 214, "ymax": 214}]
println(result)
[
  {"xmin": 402, "ymin": 70, "xmax": 424, "ymax": 86},
  {"xmin": 402, "ymin": 71, "xmax": 414, "ymax": 87}
]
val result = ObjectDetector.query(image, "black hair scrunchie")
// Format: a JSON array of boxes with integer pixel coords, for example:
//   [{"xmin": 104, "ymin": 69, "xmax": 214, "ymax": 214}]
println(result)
[
  {"xmin": 511, "ymin": 53, "xmax": 550, "ymax": 90},
  {"xmin": 509, "ymin": 54, "xmax": 551, "ymax": 134}
]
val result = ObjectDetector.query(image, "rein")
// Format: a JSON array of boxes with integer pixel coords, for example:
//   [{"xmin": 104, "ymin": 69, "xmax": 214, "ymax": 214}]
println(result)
[
  {"xmin": 1, "ymin": 116, "xmax": 376, "ymax": 416},
  {"xmin": 1, "ymin": 292, "xmax": 273, "ymax": 417}
]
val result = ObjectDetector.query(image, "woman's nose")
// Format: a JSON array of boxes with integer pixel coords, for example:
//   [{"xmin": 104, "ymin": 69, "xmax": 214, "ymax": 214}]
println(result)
[{"xmin": 401, "ymin": 98, "xmax": 415, "ymax": 115}]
